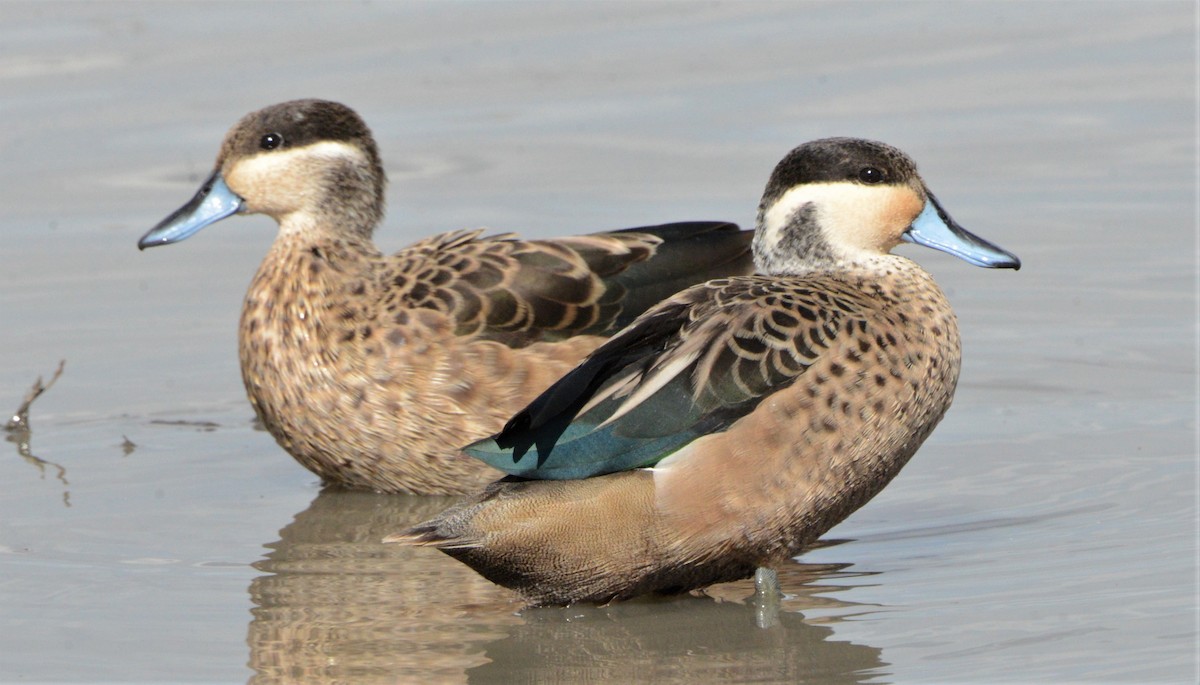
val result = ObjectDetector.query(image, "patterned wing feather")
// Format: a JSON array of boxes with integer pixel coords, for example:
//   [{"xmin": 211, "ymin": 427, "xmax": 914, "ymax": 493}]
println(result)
[
  {"xmin": 378, "ymin": 222, "xmax": 751, "ymax": 347},
  {"xmin": 466, "ymin": 276, "xmax": 857, "ymax": 479}
]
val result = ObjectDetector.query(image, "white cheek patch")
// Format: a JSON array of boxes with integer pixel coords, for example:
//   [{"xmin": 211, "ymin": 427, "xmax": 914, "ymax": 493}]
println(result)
[
  {"xmin": 761, "ymin": 184, "xmax": 822, "ymax": 245},
  {"xmin": 224, "ymin": 140, "xmax": 369, "ymax": 218},
  {"xmin": 232, "ymin": 140, "xmax": 369, "ymax": 180},
  {"xmin": 762, "ymin": 182, "xmax": 918, "ymax": 259}
]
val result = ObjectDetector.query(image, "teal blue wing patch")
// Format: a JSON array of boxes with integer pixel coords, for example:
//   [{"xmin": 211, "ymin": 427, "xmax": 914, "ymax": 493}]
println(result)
[{"xmin": 465, "ymin": 295, "xmax": 697, "ymax": 479}]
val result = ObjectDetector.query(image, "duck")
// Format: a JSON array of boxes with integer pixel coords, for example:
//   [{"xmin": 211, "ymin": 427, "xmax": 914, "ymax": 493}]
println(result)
[
  {"xmin": 138, "ymin": 99, "xmax": 755, "ymax": 494},
  {"xmin": 387, "ymin": 137, "xmax": 1021, "ymax": 605}
]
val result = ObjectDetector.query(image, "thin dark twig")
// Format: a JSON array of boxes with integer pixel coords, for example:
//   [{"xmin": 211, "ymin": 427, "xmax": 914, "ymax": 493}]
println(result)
[
  {"xmin": 6, "ymin": 360, "xmax": 71, "ymax": 506},
  {"xmin": 6, "ymin": 359, "xmax": 66, "ymax": 431}
]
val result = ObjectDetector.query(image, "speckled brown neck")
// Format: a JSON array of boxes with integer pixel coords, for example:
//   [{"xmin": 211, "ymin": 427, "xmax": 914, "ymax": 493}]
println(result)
[{"xmin": 239, "ymin": 233, "xmax": 398, "ymax": 487}]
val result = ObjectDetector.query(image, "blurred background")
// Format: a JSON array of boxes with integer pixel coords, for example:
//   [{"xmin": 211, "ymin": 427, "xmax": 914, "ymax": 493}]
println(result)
[{"xmin": 1, "ymin": 2, "xmax": 1194, "ymax": 682}]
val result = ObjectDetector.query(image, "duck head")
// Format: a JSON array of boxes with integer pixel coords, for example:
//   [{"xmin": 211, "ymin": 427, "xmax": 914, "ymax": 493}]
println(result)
[
  {"xmin": 753, "ymin": 137, "xmax": 1020, "ymax": 273},
  {"xmin": 138, "ymin": 99, "xmax": 386, "ymax": 249}
]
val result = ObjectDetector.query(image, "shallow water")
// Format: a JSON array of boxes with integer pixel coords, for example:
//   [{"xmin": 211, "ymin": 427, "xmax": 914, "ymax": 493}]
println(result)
[{"xmin": 1, "ymin": 1, "xmax": 1195, "ymax": 682}]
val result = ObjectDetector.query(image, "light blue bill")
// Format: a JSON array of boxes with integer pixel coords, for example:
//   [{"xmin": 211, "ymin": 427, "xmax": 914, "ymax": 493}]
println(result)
[
  {"xmin": 138, "ymin": 170, "xmax": 243, "ymax": 250},
  {"xmin": 902, "ymin": 193, "xmax": 1020, "ymax": 269}
]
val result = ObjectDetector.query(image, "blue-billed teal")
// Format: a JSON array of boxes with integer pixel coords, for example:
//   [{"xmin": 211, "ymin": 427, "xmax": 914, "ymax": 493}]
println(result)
[
  {"xmin": 388, "ymin": 137, "xmax": 1021, "ymax": 605},
  {"xmin": 138, "ymin": 99, "xmax": 754, "ymax": 494}
]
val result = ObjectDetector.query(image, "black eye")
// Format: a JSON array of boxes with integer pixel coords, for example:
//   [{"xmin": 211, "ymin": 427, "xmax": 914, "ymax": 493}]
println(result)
[
  {"xmin": 858, "ymin": 167, "xmax": 885, "ymax": 184},
  {"xmin": 260, "ymin": 133, "xmax": 283, "ymax": 150}
]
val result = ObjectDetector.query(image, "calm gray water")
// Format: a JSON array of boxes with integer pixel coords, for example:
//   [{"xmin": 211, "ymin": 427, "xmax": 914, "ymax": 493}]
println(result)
[{"xmin": 1, "ymin": 1, "xmax": 1195, "ymax": 682}]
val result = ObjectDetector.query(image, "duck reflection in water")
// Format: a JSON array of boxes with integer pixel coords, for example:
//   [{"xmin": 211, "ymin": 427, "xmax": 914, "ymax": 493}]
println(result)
[{"xmin": 247, "ymin": 489, "xmax": 886, "ymax": 684}]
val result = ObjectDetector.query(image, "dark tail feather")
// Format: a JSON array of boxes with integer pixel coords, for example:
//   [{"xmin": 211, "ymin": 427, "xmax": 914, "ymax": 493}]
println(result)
[{"xmin": 601, "ymin": 221, "xmax": 754, "ymax": 329}]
